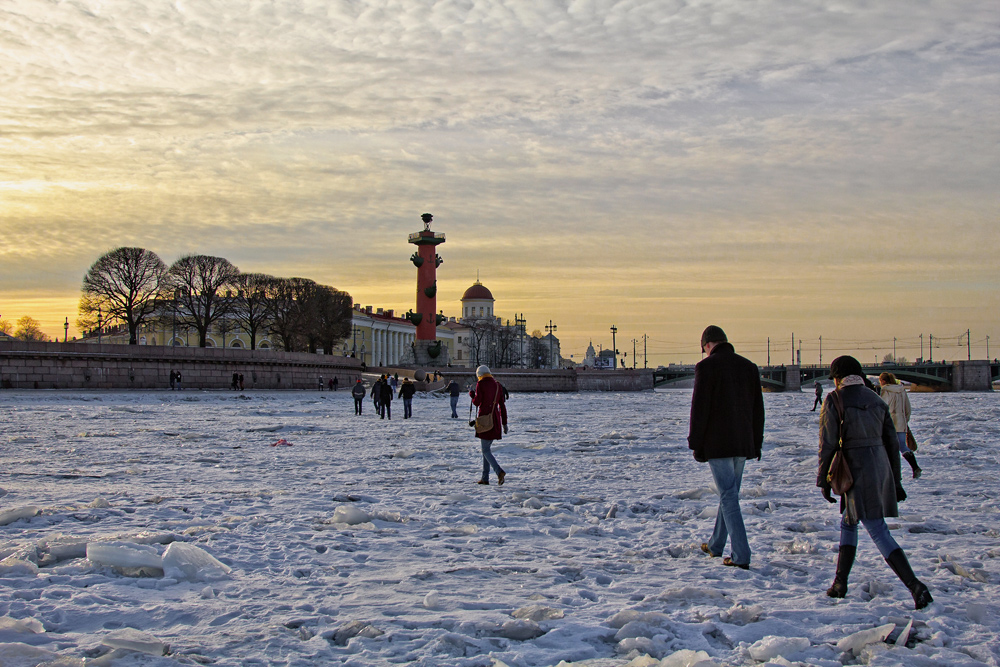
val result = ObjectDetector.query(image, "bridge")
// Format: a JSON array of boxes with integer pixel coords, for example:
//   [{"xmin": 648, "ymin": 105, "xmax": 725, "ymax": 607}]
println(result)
[{"xmin": 653, "ymin": 360, "xmax": 998, "ymax": 392}]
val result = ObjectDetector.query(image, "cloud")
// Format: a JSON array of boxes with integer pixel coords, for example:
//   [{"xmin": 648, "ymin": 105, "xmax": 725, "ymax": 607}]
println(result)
[{"xmin": 1, "ymin": 0, "xmax": 998, "ymax": 355}]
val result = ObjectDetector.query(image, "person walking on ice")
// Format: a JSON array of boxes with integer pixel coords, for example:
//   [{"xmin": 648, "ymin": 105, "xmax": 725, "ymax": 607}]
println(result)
[
  {"xmin": 811, "ymin": 381, "xmax": 823, "ymax": 411},
  {"xmin": 688, "ymin": 325, "xmax": 765, "ymax": 570},
  {"xmin": 879, "ymin": 372, "xmax": 922, "ymax": 479},
  {"xmin": 351, "ymin": 379, "xmax": 366, "ymax": 415},
  {"xmin": 819, "ymin": 356, "xmax": 932, "ymax": 609},
  {"xmin": 470, "ymin": 365, "xmax": 508, "ymax": 485}
]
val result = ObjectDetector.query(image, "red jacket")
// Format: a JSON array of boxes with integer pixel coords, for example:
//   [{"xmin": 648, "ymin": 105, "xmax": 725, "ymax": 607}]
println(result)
[{"xmin": 471, "ymin": 376, "xmax": 507, "ymax": 440}]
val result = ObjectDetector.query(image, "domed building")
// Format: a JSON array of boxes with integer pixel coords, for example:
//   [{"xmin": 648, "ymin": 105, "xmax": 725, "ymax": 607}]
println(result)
[{"xmin": 461, "ymin": 280, "xmax": 495, "ymax": 321}]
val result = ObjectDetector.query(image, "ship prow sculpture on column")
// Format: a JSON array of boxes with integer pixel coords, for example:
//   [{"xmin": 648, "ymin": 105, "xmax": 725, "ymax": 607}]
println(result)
[{"xmin": 406, "ymin": 213, "xmax": 450, "ymax": 367}]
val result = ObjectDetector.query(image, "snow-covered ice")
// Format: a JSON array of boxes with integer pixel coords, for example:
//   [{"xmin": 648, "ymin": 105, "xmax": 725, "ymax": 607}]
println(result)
[{"xmin": 1, "ymin": 388, "xmax": 998, "ymax": 666}]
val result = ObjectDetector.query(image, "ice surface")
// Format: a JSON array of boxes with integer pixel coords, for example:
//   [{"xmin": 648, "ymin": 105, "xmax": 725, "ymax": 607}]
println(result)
[{"xmin": 0, "ymin": 389, "xmax": 998, "ymax": 666}]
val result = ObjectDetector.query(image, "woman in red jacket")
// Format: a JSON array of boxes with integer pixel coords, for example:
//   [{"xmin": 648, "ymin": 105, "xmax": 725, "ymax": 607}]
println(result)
[{"xmin": 470, "ymin": 365, "xmax": 508, "ymax": 485}]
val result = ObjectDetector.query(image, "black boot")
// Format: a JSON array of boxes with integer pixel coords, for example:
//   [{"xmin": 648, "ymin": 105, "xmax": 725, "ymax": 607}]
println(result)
[
  {"xmin": 902, "ymin": 452, "xmax": 922, "ymax": 479},
  {"xmin": 826, "ymin": 545, "xmax": 856, "ymax": 598},
  {"xmin": 886, "ymin": 549, "xmax": 933, "ymax": 610}
]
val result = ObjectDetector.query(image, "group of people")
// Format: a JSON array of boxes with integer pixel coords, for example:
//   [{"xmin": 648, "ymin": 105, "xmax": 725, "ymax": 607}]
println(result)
[
  {"xmin": 352, "ymin": 374, "xmax": 419, "ymax": 420},
  {"xmin": 168, "ymin": 370, "xmax": 182, "ymax": 390},
  {"xmin": 230, "ymin": 372, "xmax": 245, "ymax": 391},
  {"xmin": 318, "ymin": 376, "xmax": 340, "ymax": 391},
  {"xmin": 688, "ymin": 325, "xmax": 932, "ymax": 610}
]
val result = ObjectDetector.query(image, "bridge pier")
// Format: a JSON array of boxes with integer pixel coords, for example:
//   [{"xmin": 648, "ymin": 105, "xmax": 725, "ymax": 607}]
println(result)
[
  {"xmin": 952, "ymin": 360, "xmax": 993, "ymax": 391},
  {"xmin": 785, "ymin": 365, "xmax": 801, "ymax": 392}
]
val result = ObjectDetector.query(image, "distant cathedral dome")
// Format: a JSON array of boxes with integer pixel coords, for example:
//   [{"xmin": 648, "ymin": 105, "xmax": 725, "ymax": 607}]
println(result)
[
  {"xmin": 461, "ymin": 281, "xmax": 494, "ymax": 301},
  {"xmin": 461, "ymin": 280, "xmax": 495, "ymax": 320}
]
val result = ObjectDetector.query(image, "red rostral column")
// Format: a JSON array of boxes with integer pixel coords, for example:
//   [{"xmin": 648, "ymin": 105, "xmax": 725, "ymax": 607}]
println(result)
[{"xmin": 408, "ymin": 214, "xmax": 446, "ymax": 357}]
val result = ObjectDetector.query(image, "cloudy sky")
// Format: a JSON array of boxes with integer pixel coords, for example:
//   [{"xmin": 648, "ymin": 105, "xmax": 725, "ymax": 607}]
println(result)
[{"xmin": 2, "ymin": 0, "xmax": 997, "ymax": 365}]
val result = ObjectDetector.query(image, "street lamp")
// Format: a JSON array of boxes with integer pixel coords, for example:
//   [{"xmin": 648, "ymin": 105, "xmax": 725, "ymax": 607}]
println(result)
[
  {"xmin": 64, "ymin": 317, "xmax": 69, "ymax": 343},
  {"xmin": 97, "ymin": 307, "xmax": 103, "ymax": 344},
  {"xmin": 515, "ymin": 313, "xmax": 526, "ymax": 368},
  {"xmin": 610, "ymin": 325, "xmax": 618, "ymax": 369},
  {"xmin": 545, "ymin": 320, "xmax": 557, "ymax": 369}
]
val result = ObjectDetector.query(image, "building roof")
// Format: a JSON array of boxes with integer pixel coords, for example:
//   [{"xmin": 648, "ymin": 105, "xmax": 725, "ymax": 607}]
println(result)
[{"xmin": 461, "ymin": 281, "xmax": 494, "ymax": 301}]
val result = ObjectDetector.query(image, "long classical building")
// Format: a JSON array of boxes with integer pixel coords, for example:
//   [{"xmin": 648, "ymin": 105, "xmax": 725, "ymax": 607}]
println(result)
[{"xmin": 77, "ymin": 279, "xmax": 561, "ymax": 369}]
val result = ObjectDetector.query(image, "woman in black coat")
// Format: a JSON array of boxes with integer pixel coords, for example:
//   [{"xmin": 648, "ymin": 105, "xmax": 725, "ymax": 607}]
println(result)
[{"xmin": 817, "ymin": 356, "xmax": 932, "ymax": 610}]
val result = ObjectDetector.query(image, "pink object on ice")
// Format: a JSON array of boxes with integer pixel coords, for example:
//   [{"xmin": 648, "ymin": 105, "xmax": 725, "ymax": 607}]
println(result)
[{"xmin": 270, "ymin": 438, "xmax": 292, "ymax": 447}]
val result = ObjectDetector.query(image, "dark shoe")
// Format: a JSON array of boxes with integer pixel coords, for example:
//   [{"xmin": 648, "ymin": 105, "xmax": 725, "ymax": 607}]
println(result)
[
  {"xmin": 723, "ymin": 557, "xmax": 749, "ymax": 570},
  {"xmin": 886, "ymin": 548, "xmax": 933, "ymax": 610},
  {"xmin": 826, "ymin": 545, "xmax": 856, "ymax": 598},
  {"xmin": 903, "ymin": 452, "xmax": 922, "ymax": 479},
  {"xmin": 477, "ymin": 479, "xmax": 489, "ymax": 485},
  {"xmin": 497, "ymin": 471, "xmax": 505, "ymax": 486},
  {"xmin": 701, "ymin": 543, "xmax": 720, "ymax": 558}
]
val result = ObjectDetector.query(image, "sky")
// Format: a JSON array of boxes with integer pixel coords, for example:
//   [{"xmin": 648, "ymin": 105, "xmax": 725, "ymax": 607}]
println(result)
[{"xmin": 1, "ymin": 0, "xmax": 998, "ymax": 366}]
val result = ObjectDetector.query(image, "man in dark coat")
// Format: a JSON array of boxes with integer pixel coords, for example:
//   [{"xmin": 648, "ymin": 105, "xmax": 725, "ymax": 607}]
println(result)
[
  {"xmin": 447, "ymin": 379, "xmax": 461, "ymax": 418},
  {"xmin": 688, "ymin": 325, "xmax": 765, "ymax": 570},
  {"xmin": 379, "ymin": 376, "xmax": 394, "ymax": 420},
  {"xmin": 351, "ymin": 379, "xmax": 366, "ymax": 415},
  {"xmin": 398, "ymin": 377, "xmax": 416, "ymax": 418}
]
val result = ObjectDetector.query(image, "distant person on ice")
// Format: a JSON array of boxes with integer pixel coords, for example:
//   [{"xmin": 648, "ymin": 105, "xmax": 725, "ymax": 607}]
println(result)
[
  {"xmin": 379, "ymin": 376, "xmax": 394, "ymax": 420},
  {"xmin": 879, "ymin": 372, "xmax": 922, "ymax": 479},
  {"xmin": 469, "ymin": 365, "xmax": 508, "ymax": 485},
  {"xmin": 447, "ymin": 379, "xmax": 461, "ymax": 418},
  {"xmin": 811, "ymin": 381, "xmax": 823, "ymax": 411},
  {"xmin": 688, "ymin": 325, "xmax": 765, "ymax": 570},
  {"xmin": 819, "ymin": 356, "xmax": 932, "ymax": 609},
  {"xmin": 352, "ymin": 379, "xmax": 366, "ymax": 415},
  {"xmin": 371, "ymin": 376, "xmax": 383, "ymax": 415},
  {"xmin": 398, "ymin": 377, "xmax": 416, "ymax": 418}
]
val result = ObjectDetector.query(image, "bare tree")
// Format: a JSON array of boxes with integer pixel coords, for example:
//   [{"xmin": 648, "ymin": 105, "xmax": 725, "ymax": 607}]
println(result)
[
  {"xmin": 15, "ymin": 316, "xmax": 49, "ymax": 341},
  {"xmin": 304, "ymin": 285, "xmax": 353, "ymax": 354},
  {"xmin": 264, "ymin": 277, "xmax": 316, "ymax": 352},
  {"xmin": 232, "ymin": 272, "xmax": 276, "ymax": 350},
  {"xmin": 167, "ymin": 255, "xmax": 239, "ymax": 347},
  {"xmin": 78, "ymin": 247, "xmax": 168, "ymax": 344}
]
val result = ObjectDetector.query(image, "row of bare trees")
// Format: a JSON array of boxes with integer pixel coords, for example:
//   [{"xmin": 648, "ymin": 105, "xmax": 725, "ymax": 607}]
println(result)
[{"xmin": 78, "ymin": 247, "xmax": 352, "ymax": 352}]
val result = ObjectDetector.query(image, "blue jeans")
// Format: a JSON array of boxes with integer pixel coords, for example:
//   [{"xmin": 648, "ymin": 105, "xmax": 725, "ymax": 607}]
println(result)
[
  {"xmin": 403, "ymin": 397, "xmax": 413, "ymax": 418},
  {"xmin": 896, "ymin": 432, "xmax": 908, "ymax": 454},
  {"xmin": 839, "ymin": 517, "xmax": 901, "ymax": 558},
  {"xmin": 480, "ymin": 439, "xmax": 504, "ymax": 482},
  {"xmin": 450, "ymin": 395, "xmax": 460, "ymax": 417},
  {"xmin": 707, "ymin": 457, "xmax": 751, "ymax": 565}
]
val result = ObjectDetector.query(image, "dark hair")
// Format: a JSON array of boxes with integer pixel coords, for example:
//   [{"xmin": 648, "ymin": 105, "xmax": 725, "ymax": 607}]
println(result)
[
  {"xmin": 700, "ymin": 325, "xmax": 728, "ymax": 346},
  {"xmin": 829, "ymin": 355, "xmax": 865, "ymax": 380}
]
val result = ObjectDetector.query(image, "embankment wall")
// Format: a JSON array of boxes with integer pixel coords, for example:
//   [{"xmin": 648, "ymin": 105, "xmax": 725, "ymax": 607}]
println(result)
[{"xmin": 0, "ymin": 341, "xmax": 362, "ymax": 391}]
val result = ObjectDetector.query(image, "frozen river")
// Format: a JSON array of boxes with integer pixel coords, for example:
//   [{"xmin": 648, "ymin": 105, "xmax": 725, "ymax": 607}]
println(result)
[{"xmin": 1, "ymin": 388, "xmax": 998, "ymax": 666}]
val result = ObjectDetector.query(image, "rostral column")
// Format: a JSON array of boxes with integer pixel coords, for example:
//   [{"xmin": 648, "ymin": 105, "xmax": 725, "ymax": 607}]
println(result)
[{"xmin": 407, "ymin": 213, "xmax": 449, "ymax": 366}]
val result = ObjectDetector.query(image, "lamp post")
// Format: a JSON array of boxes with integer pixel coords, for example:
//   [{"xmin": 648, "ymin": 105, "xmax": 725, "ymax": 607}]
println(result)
[
  {"xmin": 545, "ymin": 320, "xmax": 557, "ymax": 369},
  {"xmin": 515, "ymin": 313, "xmax": 526, "ymax": 368},
  {"xmin": 172, "ymin": 289, "xmax": 179, "ymax": 346},
  {"xmin": 610, "ymin": 325, "xmax": 618, "ymax": 369},
  {"xmin": 97, "ymin": 307, "xmax": 103, "ymax": 344},
  {"xmin": 64, "ymin": 317, "xmax": 69, "ymax": 343}
]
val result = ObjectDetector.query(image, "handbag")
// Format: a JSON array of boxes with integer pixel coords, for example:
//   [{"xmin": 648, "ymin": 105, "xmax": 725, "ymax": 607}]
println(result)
[
  {"xmin": 473, "ymin": 387, "xmax": 500, "ymax": 434},
  {"xmin": 906, "ymin": 427, "xmax": 918, "ymax": 452},
  {"xmin": 826, "ymin": 390, "xmax": 854, "ymax": 495}
]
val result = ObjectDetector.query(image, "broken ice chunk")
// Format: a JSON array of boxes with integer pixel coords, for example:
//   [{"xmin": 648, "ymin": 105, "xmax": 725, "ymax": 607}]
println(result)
[
  {"xmin": 161, "ymin": 542, "xmax": 231, "ymax": 582},
  {"xmin": 102, "ymin": 628, "xmax": 168, "ymax": 655}
]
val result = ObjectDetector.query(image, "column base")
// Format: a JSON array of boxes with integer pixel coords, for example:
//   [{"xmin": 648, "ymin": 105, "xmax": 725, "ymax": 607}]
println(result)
[{"xmin": 413, "ymin": 340, "xmax": 450, "ymax": 367}]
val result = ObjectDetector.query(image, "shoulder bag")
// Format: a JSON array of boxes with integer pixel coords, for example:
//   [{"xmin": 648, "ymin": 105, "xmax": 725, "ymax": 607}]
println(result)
[
  {"xmin": 826, "ymin": 389, "xmax": 854, "ymax": 495},
  {"xmin": 474, "ymin": 386, "xmax": 500, "ymax": 434}
]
